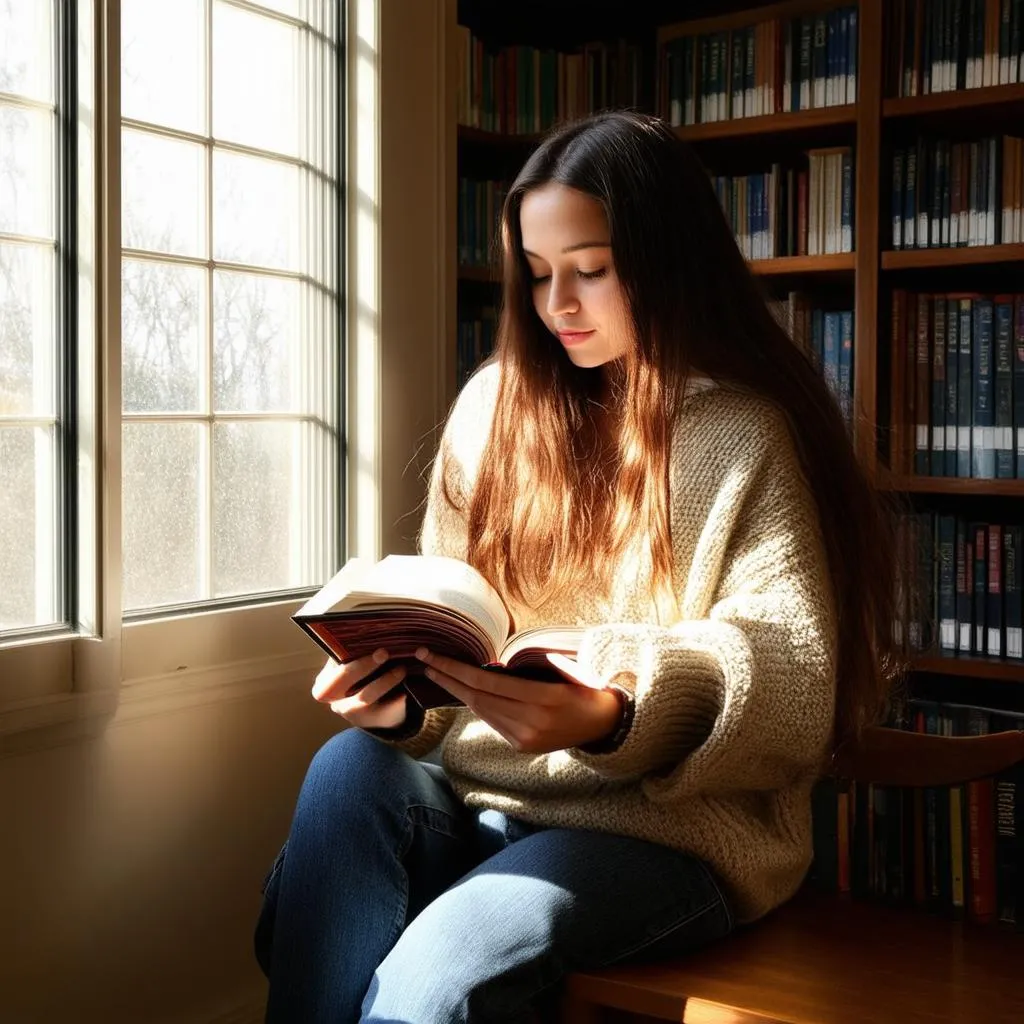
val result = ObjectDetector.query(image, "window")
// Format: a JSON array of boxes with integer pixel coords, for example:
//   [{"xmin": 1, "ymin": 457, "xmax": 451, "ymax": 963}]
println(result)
[
  {"xmin": 120, "ymin": 0, "xmax": 342, "ymax": 615},
  {"xmin": 0, "ymin": 0, "xmax": 69, "ymax": 635},
  {"xmin": 0, "ymin": 0, "xmax": 345, "ymax": 715}
]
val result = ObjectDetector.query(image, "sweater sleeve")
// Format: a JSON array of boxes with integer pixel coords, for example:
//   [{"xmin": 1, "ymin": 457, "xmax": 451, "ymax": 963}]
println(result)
[{"xmin": 568, "ymin": 419, "xmax": 838, "ymax": 796}]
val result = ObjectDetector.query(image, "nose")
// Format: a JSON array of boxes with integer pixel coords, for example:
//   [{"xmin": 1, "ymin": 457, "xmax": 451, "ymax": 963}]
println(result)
[{"xmin": 546, "ymin": 273, "xmax": 579, "ymax": 317}]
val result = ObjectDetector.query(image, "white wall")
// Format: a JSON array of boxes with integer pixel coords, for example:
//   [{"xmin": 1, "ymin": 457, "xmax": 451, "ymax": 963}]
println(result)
[{"xmin": 0, "ymin": 2, "xmax": 456, "ymax": 1020}]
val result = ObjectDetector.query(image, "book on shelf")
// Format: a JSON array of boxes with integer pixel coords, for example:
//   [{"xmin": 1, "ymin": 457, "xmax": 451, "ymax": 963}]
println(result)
[
  {"xmin": 886, "ymin": 0, "xmax": 1024, "ymax": 98},
  {"xmin": 293, "ymin": 554, "xmax": 583, "ymax": 710},
  {"xmin": 889, "ymin": 290, "xmax": 1024, "ymax": 479},
  {"xmin": 662, "ymin": 5, "xmax": 859, "ymax": 127}
]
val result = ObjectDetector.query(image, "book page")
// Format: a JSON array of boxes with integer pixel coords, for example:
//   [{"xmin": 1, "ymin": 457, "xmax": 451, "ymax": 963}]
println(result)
[{"xmin": 335, "ymin": 555, "xmax": 510, "ymax": 654}]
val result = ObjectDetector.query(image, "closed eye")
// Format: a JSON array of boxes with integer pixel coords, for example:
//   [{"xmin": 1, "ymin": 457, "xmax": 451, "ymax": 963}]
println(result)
[{"xmin": 530, "ymin": 268, "xmax": 607, "ymax": 285}]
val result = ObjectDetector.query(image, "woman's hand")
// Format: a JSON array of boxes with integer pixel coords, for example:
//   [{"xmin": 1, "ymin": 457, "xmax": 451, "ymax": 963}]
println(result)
[
  {"xmin": 311, "ymin": 648, "xmax": 409, "ymax": 730},
  {"xmin": 413, "ymin": 648, "xmax": 623, "ymax": 754}
]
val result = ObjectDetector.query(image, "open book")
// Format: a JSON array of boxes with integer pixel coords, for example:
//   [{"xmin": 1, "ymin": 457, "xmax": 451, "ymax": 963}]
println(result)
[{"xmin": 293, "ymin": 554, "xmax": 584, "ymax": 710}]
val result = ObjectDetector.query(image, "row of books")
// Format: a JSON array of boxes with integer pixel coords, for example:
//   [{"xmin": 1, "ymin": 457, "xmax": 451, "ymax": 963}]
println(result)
[
  {"xmin": 886, "ymin": 0, "xmax": 1024, "ymax": 98},
  {"xmin": 891, "ymin": 135, "xmax": 1024, "ymax": 250},
  {"xmin": 662, "ymin": 7, "xmax": 858, "ymax": 126},
  {"xmin": 457, "ymin": 178, "xmax": 507, "ymax": 270},
  {"xmin": 894, "ymin": 511, "xmax": 1023, "ymax": 660},
  {"xmin": 767, "ymin": 295, "xmax": 854, "ymax": 428},
  {"xmin": 712, "ymin": 147, "xmax": 854, "ymax": 259},
  {"xmin": 811, "ymin": 698, "xmax": 1023, "ymax": 929},
  {"xmin": 455, "ymin": 30, "xmax": 642, "ymax": 135},
  {"xmin": 457, "ymin": 309, "xmax": 496, "ymax": 387},
  {"xmin": 890, "ymin": 291, "xmax": 1024, "ymax": 479}
]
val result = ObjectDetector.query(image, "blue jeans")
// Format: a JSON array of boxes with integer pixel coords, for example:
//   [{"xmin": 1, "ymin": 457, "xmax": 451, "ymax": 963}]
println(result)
[{"xmin": 255, "ymin": 728, "xmax": 733, "ymax": 1023}]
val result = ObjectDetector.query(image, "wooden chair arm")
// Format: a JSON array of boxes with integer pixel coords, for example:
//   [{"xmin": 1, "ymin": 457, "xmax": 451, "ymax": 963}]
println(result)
[{"xmin": 832, "ymin": 725, "xmax": 1024, "ymax": 787}]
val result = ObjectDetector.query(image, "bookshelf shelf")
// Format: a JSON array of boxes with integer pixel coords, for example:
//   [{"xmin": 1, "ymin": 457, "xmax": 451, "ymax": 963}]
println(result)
[
  {"xmin": 674, "ymin": 104, "xmax": 857, "ymax": 142},
  {"xmin": 883, "ymin": 82, "xmax": 1024, "ymax": 119},
  {"xmin": 751, "ymin": 253, "xmax": 855, "ymax": 276},
  {"xmin": 912, "ymin": 654, "xmax": 1024, "ymax": 683},
  {"xmin": 881, "ymin": 244, "xmax": 1024, "ymax": 270},
  {"xmin": 882, "ymin": 477, "xmax": 1024, "ymax": 497}
]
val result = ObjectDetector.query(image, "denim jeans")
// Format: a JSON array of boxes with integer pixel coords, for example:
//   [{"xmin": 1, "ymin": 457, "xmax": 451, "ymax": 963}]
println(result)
[{"xmin": 255, "ymin": 728, "xmax": 733, "ymax": 1024}]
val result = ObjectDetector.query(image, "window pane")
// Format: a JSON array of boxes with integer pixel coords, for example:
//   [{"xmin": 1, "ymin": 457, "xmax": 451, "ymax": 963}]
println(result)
[
  {"xmin": 213, "ymin": 421, "xmax": 298, "ymax": 597},
  {"xmin": 213, "ymin": 271, "xmax": 298, "ymax": 413},
  {"xmin": 122, "ymin": 259, "xmax": 204, "ymax": 413},
  {"xmin": 0, "ymin": 242, "xmax": 55, "ymax": 417},
  {"xmin": 0, "ymin": 0, "xmax": 53, "ymax": 103},
  {"xmin": 121, "ymin": 0, "xmax": 204, "ymax": 133},
  {"xmin": 0, "ymin": 103, "xmax": 55, "ymax": 237},
  {"xmin": 122, "ymin": 129, "xmax": 206, "ymax": 257},
  {"xmin": 213, "ymin": 3, "xmax": 299, "ymax": 157},
  {"xmin": 122, "ymin": 422, "xmax": 201, "ymax": 609},
  {"xmin": 252, "ymin": 0, "xmax": 302, "ymax": 17},
  {"xmin": 0, "ymin": 427, "xmax": 59, "ymax": 630},
  {"xmin": 213, "ymin": 151, "xmax": 300, "ymax": 271}
]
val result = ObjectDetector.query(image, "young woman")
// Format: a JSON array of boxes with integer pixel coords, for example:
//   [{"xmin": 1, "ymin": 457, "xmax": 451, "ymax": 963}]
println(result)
[{"xmin": 256, "ymin": 110, "xmax": 897, "ymax": 1023}]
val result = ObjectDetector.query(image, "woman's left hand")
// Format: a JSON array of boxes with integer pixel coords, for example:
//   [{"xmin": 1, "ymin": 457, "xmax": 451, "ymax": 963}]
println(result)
[{"xmin": 414, "ymin": 648, "xmax": 624, "ymax": 754}]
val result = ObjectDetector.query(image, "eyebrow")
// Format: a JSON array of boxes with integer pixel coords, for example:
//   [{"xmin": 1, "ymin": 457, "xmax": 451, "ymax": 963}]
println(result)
[{"xmin": 522, "ymin": 241, "xmax": 611, "ymax": 257}]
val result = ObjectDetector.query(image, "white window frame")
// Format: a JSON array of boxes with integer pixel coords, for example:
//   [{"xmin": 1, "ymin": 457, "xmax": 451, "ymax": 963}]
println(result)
[{"xmin": 0, "ymin": 0, "xmax": 454, "ymax": 756}]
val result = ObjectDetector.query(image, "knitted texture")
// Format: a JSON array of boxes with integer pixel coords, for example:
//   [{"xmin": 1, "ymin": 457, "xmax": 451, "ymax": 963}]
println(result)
[{"xmin": 392, "ymin": 362, "xmax": 837, "ymax": 923}]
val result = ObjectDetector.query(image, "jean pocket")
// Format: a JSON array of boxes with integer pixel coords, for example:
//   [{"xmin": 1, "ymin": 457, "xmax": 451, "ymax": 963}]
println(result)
[{"xmin": 261, "ymin": 841, "xmax": 288, "ymax": 896}]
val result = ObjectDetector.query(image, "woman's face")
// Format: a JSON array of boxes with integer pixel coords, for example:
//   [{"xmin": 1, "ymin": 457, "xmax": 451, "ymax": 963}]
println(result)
[{"xmin": 519, "ymin": 183, "xmax": 633, "ymax": 369}]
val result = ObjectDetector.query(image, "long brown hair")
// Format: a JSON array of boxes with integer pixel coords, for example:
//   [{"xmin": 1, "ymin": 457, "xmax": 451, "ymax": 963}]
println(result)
[{"xmin": 450, "ymin": 111, "xmax": 898, "ymax": 744}]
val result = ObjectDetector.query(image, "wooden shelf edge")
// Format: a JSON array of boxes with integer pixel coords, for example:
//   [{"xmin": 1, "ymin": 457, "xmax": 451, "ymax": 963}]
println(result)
[
  {"xmin": 881, "ymin": 244, "xmax": 1024, "ymax": 270},
  {"xmin": 880, "ymin": 476, "xmax": 1024, "ymax": 496},
  {"xmin": 674, "ymin": 105, "xmax": 856, "ymax": 142},
  {"xmin": 883, "ymin": 82, "xmax": 1024, "ymax": 118},
  {"xmin": 910, "ymin": 654, "xmax": 1024, "ymax": 683},
  {"xmin": 750, "ymin": 253, "xmax": 855, "ymax": 275}
]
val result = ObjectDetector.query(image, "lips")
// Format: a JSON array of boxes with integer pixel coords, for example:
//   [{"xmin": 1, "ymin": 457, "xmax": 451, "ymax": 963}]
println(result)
[{"xmin": 555, "ymin": 329, "xmax": 595, "ymax": 346}]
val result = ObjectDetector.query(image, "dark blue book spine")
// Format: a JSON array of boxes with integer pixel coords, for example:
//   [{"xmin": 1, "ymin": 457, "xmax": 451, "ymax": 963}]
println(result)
[
  {"xmin": 995, "ymin": 299, "xmax": 1015, "ymax": 478},
  {"xmin": 839, "ymin": 310, "xmax": 854, "ymax": 429},
  {"xmin": 945, "ymin": 297, "xmax": 960, "ymax": 476},
  {"xmin": 957, "ymin": 298, "xmax": 974, "ymax": 478},
  {"xmin": 847, "ymin": 6, "xmax": 858, "ymax": 101},
  {"xmin": 932, "ymin": 297, "xmax": 947, "ymax": 475},
  {"xmin": 892, "ymin": 150, "xmax": 905, "ymax": 249},
  {"xmin": 972, "ymin": 298, "xmax": 995, "ymax": 479},
  {"xmin": 1015, "ymin": 297, "xmax": 1024, "ymax": 477},
  {"xmin": 823, "ymin": 312, "xmax": 840, "ymax": 406}
]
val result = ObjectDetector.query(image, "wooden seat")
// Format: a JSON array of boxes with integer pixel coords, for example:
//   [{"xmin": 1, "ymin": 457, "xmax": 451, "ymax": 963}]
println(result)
[{"xmin": 560, "ymin": 727, "xmax": 1024, "ymax": 1024}]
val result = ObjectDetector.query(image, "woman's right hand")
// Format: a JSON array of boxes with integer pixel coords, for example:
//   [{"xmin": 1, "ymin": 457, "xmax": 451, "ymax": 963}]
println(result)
[{"xmin": 311, "ymin": 648, "xmax": 409, "ymax": 730}]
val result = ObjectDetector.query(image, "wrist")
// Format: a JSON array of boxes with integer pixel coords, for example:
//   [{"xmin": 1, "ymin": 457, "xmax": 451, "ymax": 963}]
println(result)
[{"xmin": 578, "ymin": 684, "xmax": 635, "ymax": 754}]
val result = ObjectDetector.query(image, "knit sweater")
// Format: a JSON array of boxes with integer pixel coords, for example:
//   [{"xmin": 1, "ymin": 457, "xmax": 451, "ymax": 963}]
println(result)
[{"xmin": 391, "ymin": 362, "xmax": 837, "ymax": 924}]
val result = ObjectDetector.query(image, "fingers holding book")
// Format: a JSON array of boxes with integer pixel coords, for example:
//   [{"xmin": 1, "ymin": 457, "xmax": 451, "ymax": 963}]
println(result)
[
  {"xmin": 414, "ymin": 648, "xmax": 624, "ymax": 754},
  {"xmin": 312, "ymin": 649, "xmax": 409, "ymax": 730}
]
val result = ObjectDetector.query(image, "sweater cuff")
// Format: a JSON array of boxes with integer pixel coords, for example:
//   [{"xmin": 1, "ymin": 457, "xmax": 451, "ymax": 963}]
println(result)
[
  {"xmin": 568, "ymin": 622, "xmax": 723, "ymax": 780},
  {"xmin": 366, "ymin": 703, "xmax": 457, "ymax": 762}
]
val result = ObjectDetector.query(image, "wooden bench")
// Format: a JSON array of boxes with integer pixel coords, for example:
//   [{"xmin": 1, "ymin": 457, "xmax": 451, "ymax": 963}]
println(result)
[{"xmin": 561, "ymin": 727, "xmax": 1024, "ymax": 1023}]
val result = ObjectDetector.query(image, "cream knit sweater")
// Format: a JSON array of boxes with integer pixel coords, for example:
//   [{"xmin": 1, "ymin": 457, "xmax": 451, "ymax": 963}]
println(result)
[{"xmin": 392, "ymin": 362, "xmax": 837, "ymax": 924}]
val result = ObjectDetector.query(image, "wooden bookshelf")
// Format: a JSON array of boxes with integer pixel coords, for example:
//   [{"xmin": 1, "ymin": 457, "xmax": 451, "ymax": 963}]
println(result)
[
  {"xmin": 675, "ymin": 105, "xmax": 856, "ymax": 142},
  {"xmin": 749, "ymin": 253, "xmax": 855, "ymax": 275},
  {"xmin": 882, "ymin": 477, "xmax": 1024, "ymax": 498},
  {"xmin": 912, "ymin": 655, "xmax": 1024, "ymax": 684},
  {"xmin": 883, "ymin": 82, "xmax": 1024, "ymax": 119},
  {"xmin": 881, "ymin": 244, "xmax": 1024, "ymax": 270},
  {"xmin": 458, "ymin": 125, "xmax": 540, "ymax": 147}
]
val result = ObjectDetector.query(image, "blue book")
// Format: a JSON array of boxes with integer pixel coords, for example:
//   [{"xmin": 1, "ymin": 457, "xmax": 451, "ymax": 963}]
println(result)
[
  {"xmin": 823, "ymin": 312, "xmax": 840, "ymax": 406},
  {"xmin": 846, "ymin": 6, "xmax": 858, "ymax": 102},
  {"xmin": 957, "ymin": 297, "xmax": 973, "ymax": 478},
  {"xmin": 945, "ymin": 298, "xmax": 959, "ymax": 476},
  {"xmin": 839, "ymin": 311, "xmax": 854, "ymax": 429},
  {"xmin": 972, "ymin": 299, "xmax": 995, "ymax": 479}
]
